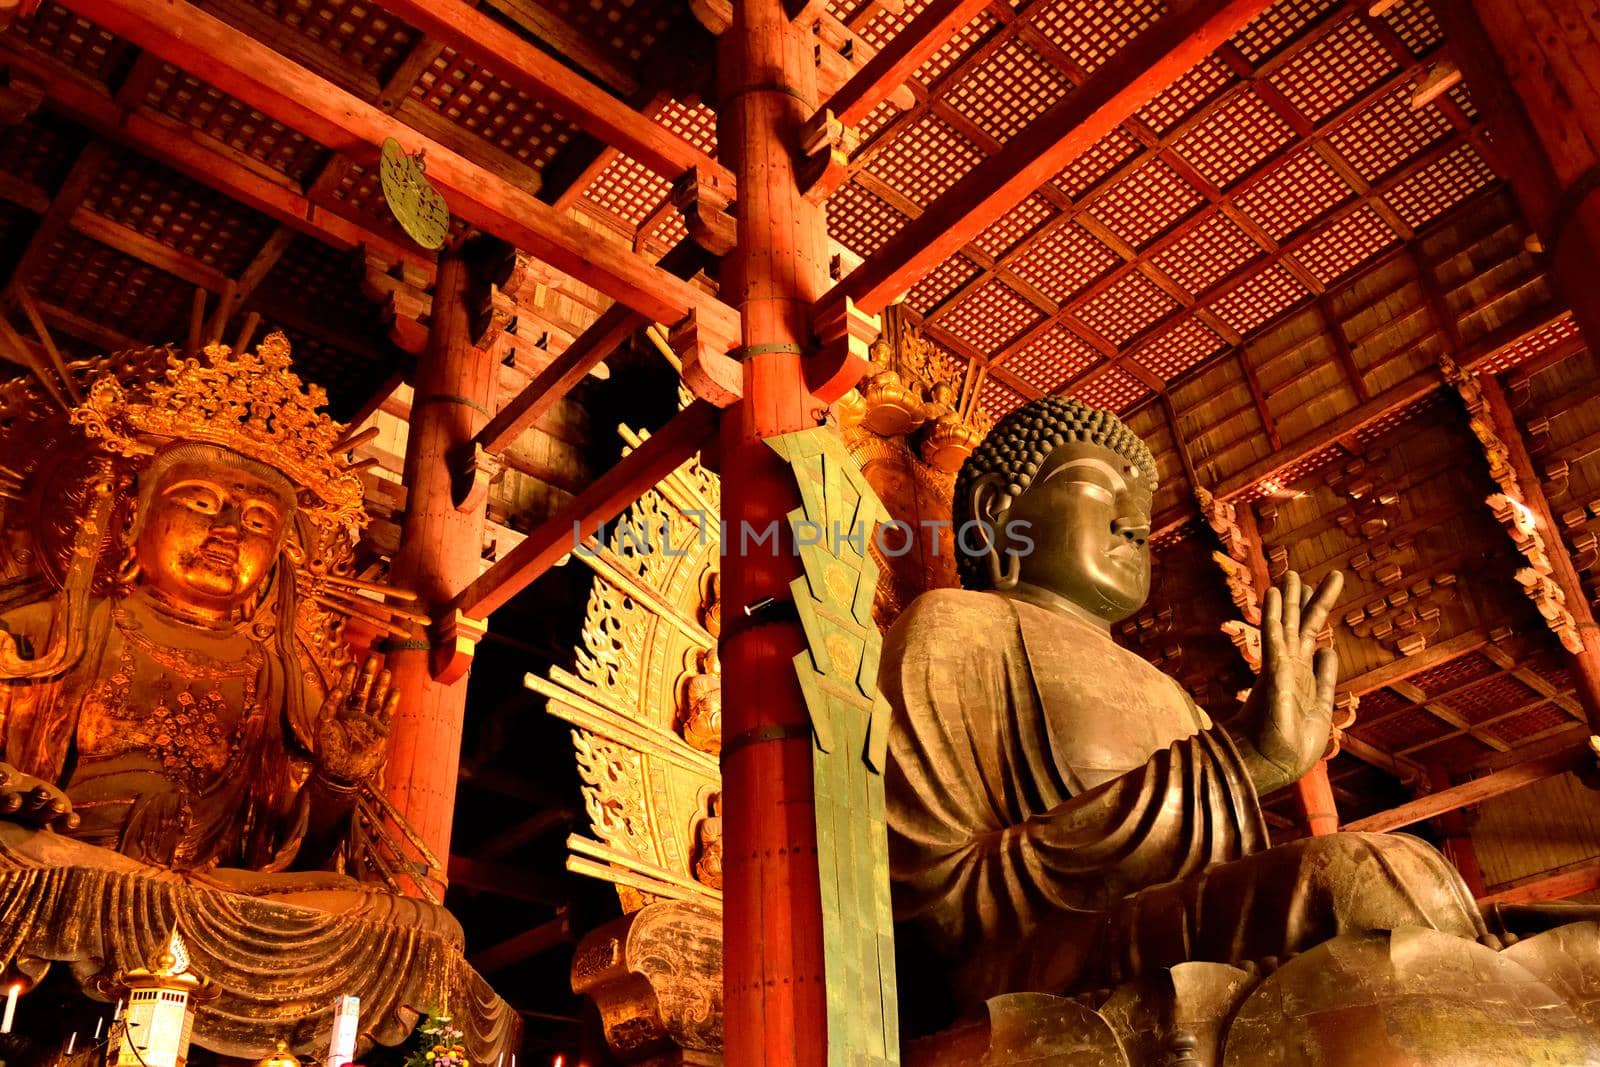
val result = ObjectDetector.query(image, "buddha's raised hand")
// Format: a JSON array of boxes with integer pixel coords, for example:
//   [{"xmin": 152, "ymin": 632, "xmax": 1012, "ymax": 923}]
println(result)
[
  {"xmin": 315, "ymin": 655, "xmax": 399, "ymax": 784},
  {"xmin": 1237, "ymin": 569, "xmax": 1343, "ymax": 795}
]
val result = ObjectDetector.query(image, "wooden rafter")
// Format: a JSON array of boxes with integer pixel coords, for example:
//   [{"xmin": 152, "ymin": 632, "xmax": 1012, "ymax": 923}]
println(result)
[
  {"xmin": 448, "ymin": 399, "xmax": 720, "ymax": 622},
  {"xmin": 855, "ymin": 0, "xmax": 1368, "ymax": 355},
  {"xmin": 1054, "ymin": 124, "xmax": 1472, "ymax": 397},
  {"xmin": 371, "ymin": 0, "xmax": 727, "ymax": 188},
  {"xmin": 817, "ymin": 0, "xmax": 1278, "ymax": 317},
  {"xmin": 1208, "ymin": 303, "xmax": 1570, "ymax": 504},
  {"xmin": 1479, "ymin": 856, "xmax": 1600, "ymax": 905},
  {"xmin": 0, "ymin": 40, "xmax": 432, "ymax": 274},
  {"xmin": 1342, "ymin": 746, "xmax": 1589, "ymax": 833},
  {"xmin": 5, "ymin": 137, "xmax": 108, "ymax": 291},
  {"xmin": 61, "ymin": 0, "xmax": 741, "ymax": 344},
  {"xmin": 823, "ymin": 0, "xmax": 992, "ymax": 126},
  {"xmin": 0, "ymin": 169, "xmax": 390, "ymax": 366}
]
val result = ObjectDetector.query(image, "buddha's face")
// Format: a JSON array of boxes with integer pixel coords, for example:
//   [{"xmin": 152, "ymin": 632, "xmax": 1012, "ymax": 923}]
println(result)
[
  {"xmin": 975, "ymin": 441, "xmax": 1153, "ymax": 623},
  {"xmin": 134, "ymin": 453, "xmax": 293, "ymax": 617}
]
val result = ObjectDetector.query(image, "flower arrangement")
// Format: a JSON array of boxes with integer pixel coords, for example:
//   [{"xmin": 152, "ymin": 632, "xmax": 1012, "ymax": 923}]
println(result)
[{"xmin": 403, "ymin": 1013, "xmax": 468, "ymax": 1067}]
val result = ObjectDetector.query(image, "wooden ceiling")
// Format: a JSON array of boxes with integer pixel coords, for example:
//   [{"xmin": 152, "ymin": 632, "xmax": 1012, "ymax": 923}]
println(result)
[{"xmin": 2, "ymin": 0, "xmax": 1599, "ymax": 1043}]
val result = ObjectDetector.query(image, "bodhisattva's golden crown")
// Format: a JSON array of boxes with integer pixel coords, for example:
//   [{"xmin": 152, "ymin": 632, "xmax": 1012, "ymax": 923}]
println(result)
[{"xmin": 71, "ymin": 332, "xmax": 367, "ymax": 530}]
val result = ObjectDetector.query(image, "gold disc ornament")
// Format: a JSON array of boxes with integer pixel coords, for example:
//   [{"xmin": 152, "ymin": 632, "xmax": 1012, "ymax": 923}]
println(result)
[{"xmin": 379, "ymin": 137, "xmax": 450, "ymax": 251}]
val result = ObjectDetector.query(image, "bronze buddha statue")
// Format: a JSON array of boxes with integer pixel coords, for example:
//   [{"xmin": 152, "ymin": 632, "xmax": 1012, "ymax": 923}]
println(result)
[{"xmin": 882, "ymin": 397, "xmax": 1600, "ymax": 1059}]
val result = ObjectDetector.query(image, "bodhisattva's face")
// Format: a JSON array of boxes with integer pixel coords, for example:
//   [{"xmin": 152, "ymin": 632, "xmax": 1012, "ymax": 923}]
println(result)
[
  {"xmin": 980, "ymin": 440, "xmax": 1154, "ymax": 624},
  {"xmin": 134, "ymin": 457, "xmax": 292, "ymax": 617}
]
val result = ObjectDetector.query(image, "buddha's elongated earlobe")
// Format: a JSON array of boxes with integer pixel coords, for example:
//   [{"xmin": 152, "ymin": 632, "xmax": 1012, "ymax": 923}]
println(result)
[{"xmin": 986, "ymin": 537, "xmax": 1021, "ymax": 591}]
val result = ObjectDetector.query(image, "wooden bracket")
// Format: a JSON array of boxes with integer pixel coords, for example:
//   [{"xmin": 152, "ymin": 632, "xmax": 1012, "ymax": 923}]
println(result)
[
  {"xmin": 797, "ymin": 108, "xmax": 857, "ymax": 206},
  {"xmin": 430, "ymin": 609, "xmax": 489, "ymax": 683},
  {"xmin": 671, "ymin": 164, "xmax": 736, "ymax": 256},
  {"xmin": 670, "ymin": 310, "xmax": 743, "ymax": 408},
  {"xmin": 807, "ymin": 295, "xmax": 878, "ymax": 405},
  {"xmin": 448, "ymin": 439, "xmax": 504, "ymax": 513},
  {"xmin": 0, "ymin": 1, "xmax": 43, "ymax": 33},
  {"xmin": 0, "ymin": 67, "xmax": 42, "ymax": 126}
]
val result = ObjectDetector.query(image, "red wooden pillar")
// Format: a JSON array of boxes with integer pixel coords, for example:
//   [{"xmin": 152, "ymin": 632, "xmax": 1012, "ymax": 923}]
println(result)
[
  {"xmin": 716, "ymin": 0, "xmax": 831, "ymax": 1059},
  {"xmin": 385, "ymin": 249, "xmax": 496, "ymax": 897},
  {"xmin": 1295, "ymin": 762, "xmax": 1340, "ymax": 837},
  {"xmin": 1430, "ymin": 767, "xmax": 1490, "ymax": 896},
  {"xmin": 1437, "ymin": 0, "xmax": 1600, "ymax": 351}
]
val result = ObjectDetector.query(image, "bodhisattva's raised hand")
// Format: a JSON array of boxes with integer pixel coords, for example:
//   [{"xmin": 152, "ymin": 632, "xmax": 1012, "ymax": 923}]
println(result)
[
  {"xmin": 1236, "ymin": 569, "xmax": 1344, "ymax": 795},
  {"xmin": 315, "ymin": 656, "xmax": 398, "ymax": 785}
]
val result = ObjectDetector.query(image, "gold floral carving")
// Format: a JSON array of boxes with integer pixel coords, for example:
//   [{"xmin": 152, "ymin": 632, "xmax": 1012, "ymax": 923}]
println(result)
[
  {"xmin": 837, "ymin": 305, "xmax": 991, "ymax": 474},
  {"xmin": 528, "ymin": 393, "xmax": 723, "ymax": 916}
]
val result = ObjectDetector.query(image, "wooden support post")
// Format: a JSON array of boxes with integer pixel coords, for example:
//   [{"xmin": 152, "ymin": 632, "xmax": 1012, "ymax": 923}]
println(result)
[
  {"xmin": 1434, "ymin": 0, "xmax": 1600, "ymax": 359},
  {"xmin": 1295, "ymin": 761, "xmax": 1340, "ymax": 837},
  {"xmin": 1429, "ymin": 766, "xmax": 1489, "ymax": 897},
  {"xmin": 1477, "ymin": 373, "xmax": 1600, "ymax": 733},
  {"xmin": 384, "ymin": 249, "xmax": 497, "ymax": 897},
  {"xmin": 718, "ymin": 0, "xmax": 831, "ymax": 1057}
]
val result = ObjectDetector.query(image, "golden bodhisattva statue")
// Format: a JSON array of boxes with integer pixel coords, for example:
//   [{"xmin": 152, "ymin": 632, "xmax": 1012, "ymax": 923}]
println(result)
[
  {"xmin": 885, "ymin": 396, "xmax": 1600, "ymax": 1064},
  {"xmin": 0, "ymin": 336, "xmax": 514, "ymax": 1058}
]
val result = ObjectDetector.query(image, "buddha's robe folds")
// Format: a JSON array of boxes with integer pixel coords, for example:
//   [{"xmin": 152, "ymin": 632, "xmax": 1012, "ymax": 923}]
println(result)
[{"xmin": 883, "ymin": 589, "xmax": 1486, "ymax": 1015}]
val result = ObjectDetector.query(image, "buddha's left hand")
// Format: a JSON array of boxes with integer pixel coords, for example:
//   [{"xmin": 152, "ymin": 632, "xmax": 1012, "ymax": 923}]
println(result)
[{"xmin": 315, "ymin": 656, "xmax": 399, "ymax": 784}]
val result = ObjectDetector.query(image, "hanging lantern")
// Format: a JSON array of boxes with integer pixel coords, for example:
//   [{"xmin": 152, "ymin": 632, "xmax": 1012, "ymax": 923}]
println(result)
[{"xmin": 106, "ymin": 929, "xmax": 217, "ymax": 1067}]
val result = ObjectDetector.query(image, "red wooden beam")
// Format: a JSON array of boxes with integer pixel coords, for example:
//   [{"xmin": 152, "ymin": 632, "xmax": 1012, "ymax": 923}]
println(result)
[
  {"xmin": 817, "ymin": 0, "xmax": 1276, "ymax": 316},
  {"xmin": 1479, "ymin": 857, "xmax": 1600, "ymax": 906},
  {"xmin": 374, "ymin": 0, "xmax": 730, "ymax": 190},
  {"xmin": 470, "ymin": 241, "xmax": 706, "ymax": 454},
  {"xmin": 1209, "ymin": 303, "xmax": 1570, "ymax": 502},
  {"xmin": 1341, "ymin": 747, "xmax": 1588, "ymax": 834},
  {"xmin": 474, "ymin": 303, "xmax": 644, "ymax": 456},
  {"xmin": 824, "ymin": 0, "xmax": 990, "ymax": 126},
  {"xmin": 448, "ymin": 399, "xmax": 719, "ymax": 621},
  {"xmin": 467, "ymin": 914, "xmax": 573, "ymax": 974},
  {"xmin": 0, "ymin": 40, "xmax": 432, "ymax": 273},
  {"xmin": 63, "ymin": 0, "xmax": 741, "ymax": 343}
]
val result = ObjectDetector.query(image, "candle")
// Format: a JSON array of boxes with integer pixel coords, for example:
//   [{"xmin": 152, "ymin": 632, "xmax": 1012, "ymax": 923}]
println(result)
[
  {"xmin": 94, "ymin": 1018, "xmax": 104, "ymax": 1041},
  {"xmin": 1, "ymin": 984, "xmax": 18, "ymax": 1033},
  {"xmin": 66, "ymin": 1032, "xmax": 76, "ymax": 1054},
  {"xmin": 328, "ymin": 995, "xmax": 360, "ymax": 1067},
  {"xmin": 113, "ymin": 1000, "xmax": 124, "ymax": 1021}
]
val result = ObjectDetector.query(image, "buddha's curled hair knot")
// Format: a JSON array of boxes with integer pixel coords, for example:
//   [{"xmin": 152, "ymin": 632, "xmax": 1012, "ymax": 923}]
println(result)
[{"xmin": 953, "ymin": 396, "xmax": 1157, "ymax": 590}]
